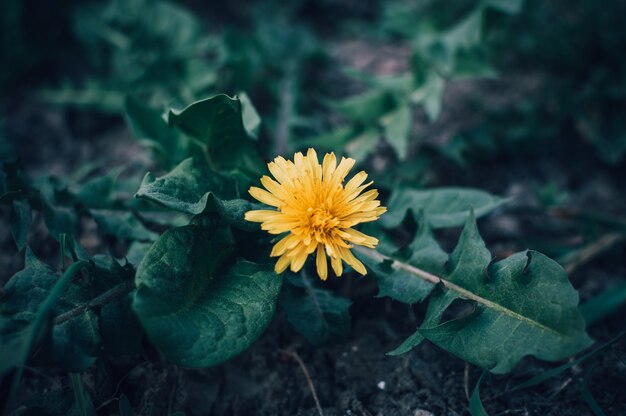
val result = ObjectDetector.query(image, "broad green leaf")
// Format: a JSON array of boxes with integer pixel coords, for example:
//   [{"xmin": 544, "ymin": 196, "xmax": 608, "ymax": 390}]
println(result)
[
  {"xmin": 167, "ymin": 94, "xmax": 264, "ymax": 176},
  {"xmin": 10, "ymin": 199, "xmax": 31, "ymax": 250},
  {"xmin": 125, "ymin": 241, "xmax": 154, "ymax": 266},
  {"xmin": 335, "ymin": 90, "xmax": 395, "ymax": 124},
  {"xmin": 357, "ymin": 217, "xmax": 445, "ymax": 304},
  {"xmin": 280, "ymin": 274, "xmax": 351, "ymax": 346},
  {"xmin": 135, "ymin": 157, "xmax": 236, "ymax": 214},
  {"xmin": 579, "ymin": 281, "xmax": 626, "ymax": 326},
  {"xmin": 90, "ymin": 210, "xmax": 158, "ymax": 242},
  {"xmin": 382, "ymin": 187, "xmax": 507, "ymax": 229},
  {"xmin": 135, "ymin": 157, "xmax": 257, "ymax": 230},
  {"xmin": 133, "ymin": 225, "xmax": 282, "ymax": 367},
  {"xmin": 382, "ymin": 104, "xmax": 412, "ymax": 160}
]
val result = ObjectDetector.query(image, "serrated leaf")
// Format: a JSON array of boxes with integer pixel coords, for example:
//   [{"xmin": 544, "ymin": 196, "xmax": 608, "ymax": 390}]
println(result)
[
  {"xmin": 382, "ymin": 104, "xmax": 412, "ymax": 160},
  {"xmin": 280, "ymin": 274, "xmax": 351, "ymax": 346},
  {"xmin": 133, "ymin": 225, "xmax": 282, "ymax": 367},
  {"xmin": 382, "ymin": 187, "xmax": 507, "ymax": 229},
  {"xmin": 167, "ymin": 94, "xmax": 264, "ymax": 176},
  {"xmin": 415, "ymin": 215, "xmax": 590, "ymax": 373},
  {"xmin": 10, "ymin": 199, "xmax": 31, "ymax": 250},
  {"xmin": 90, "ymin": 210, "xmax": 158, "ymax": 242},
  {"xmin": 358, "ymin": 216, "xmax": 446, "ymax": 305}
]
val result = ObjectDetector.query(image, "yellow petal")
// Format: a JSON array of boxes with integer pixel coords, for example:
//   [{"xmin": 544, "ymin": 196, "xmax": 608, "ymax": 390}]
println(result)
[
  {"xmin": 316, "ymin": 245, "xmax": 328, "ymax": 280},
  {"xmin": 249, "ymin": 187, "xmax": 283, "ymax": 207},
  {"xmin": 331, "ymin": 256, "xmax": 343, "ymax": 277},
  {"xmin": 275, "ymin": 254, "xmax": 291, "ymax": 273},
  {"xmin": 245, "ymin": 210, "xmax": 280, "ymax": 222}
]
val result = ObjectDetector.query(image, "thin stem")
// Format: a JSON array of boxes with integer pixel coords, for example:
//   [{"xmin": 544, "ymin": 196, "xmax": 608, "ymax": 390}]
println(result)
[
  {"xmin": 354, "ymin": 247, "xmax": 562, "ymax": 336},
  {"xmin": 54, "ymin": 279, "xmax": 135, "ymax": 324},
  {"xmin": 280, "ymin": 349, "xmax": 324, "ymax": 416}
]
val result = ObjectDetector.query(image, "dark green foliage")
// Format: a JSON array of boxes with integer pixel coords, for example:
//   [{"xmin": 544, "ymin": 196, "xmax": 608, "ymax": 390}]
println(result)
[
  {"xmin": 365, "ymin": 213, "xmax": 592, "ymax": 374},
  {"xmin": 133, "ymin": 225, "xmax": 282, "ymax": 367},
  {"xmin": 280, "ymin": 274, "xmax": 352, "ymax": 346}
]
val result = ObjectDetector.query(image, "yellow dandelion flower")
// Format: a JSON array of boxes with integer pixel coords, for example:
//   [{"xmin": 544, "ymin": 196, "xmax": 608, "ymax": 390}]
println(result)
[{"xmin": 244, "ymin": 148, "xmax": 386, "ymax": 280}]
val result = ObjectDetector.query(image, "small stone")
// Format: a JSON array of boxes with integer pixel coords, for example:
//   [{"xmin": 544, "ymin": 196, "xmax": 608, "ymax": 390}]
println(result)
[
  {"xmin": 377, "ymin": 381, "xmax": 386, "ymax": 390},
  {"xmin": 413, "ymin": 410, "xmax": 434, "ymax": 416}
]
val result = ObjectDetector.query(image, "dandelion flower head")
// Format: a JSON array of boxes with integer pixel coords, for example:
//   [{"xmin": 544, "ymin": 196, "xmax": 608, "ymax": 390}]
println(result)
[{"xmin": 244, "ymin": 148, "xmax": 386, "ymax": 280}]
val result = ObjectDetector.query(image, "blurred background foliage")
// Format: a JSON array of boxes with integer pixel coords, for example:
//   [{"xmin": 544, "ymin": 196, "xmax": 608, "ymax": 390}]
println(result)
[{"xmin": 2, "ymin": 0, "xmax": 626, "ymax": 169}]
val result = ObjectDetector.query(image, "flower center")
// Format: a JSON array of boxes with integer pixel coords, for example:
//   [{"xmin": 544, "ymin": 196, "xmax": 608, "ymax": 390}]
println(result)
[{"xmin": 306, "ymin": 205, "xmax": 339, "ymax": 236}]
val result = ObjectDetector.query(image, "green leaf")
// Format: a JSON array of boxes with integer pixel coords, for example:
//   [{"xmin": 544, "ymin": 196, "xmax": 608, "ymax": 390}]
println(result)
[
  {"xmin": 382, "ymin": 187, "xmax": 507, "ymax": 229},
  {"xmin": 133, "ymin": 225, "xmax": 282, "ymax": 367},
  {"xmin": 135, "ymin": 157, "xmax": 236, "ymax": 215},
  {"xmin": 511, "ymin": 333, "xmax": 623, "ymax": 392},
  {"xmin": 0, "ymin": 252, "xmax": 90, "ymax": 378},
  {"xmin": 124, "ymin": 96, "xmax": 197, "ymax": 169},
  {"xmin": 345, "ymin": 128, "xmax": 380, "ymax": 161},
  {"xmin": 0, "ymin": 250, "xmax": 102, "ymax": 373},
  {"xmin": 382, "ymin": 104, "xmax": 412, "ymax": 160},
  {"xmin": 135, "ymin": 157, "xmax": 257, "ymax": 230},
  {"xmin": 335, "ymin": 90, "xmax": 395, "ymax": 124},
  {"xmin": 100, "ymin": 291, "xmax": 144, "ymax": 356},
  {"xmin": 369, "ymin": 214, "xmax": 592, "ymax": 373},
  {"xmin": 411, "ymin": 72, "xmax": 445, "ymax": 121},
  {"xmin": 420, "ymin": 215, "xmax": 591, "ymax": 373},
  {"xmin": 90, "ymin": 210, "xmax": 158, "ymax": 242},
  {"xmin": 72, "ymin": 169, "xmax": 120, "ymax": 209},
  {"xmin": 579, "ymin": 281, "xmax": 626, "ymax": 326},
  {"xmin": 357, "ymin": 217, "xmax": 444, "ymax": 305},
  {"xmin": 168, "ymin": 94, "xmax": 264, "ymax": 176},
  {"xmin": 470, "ymin": 372, "xmax": 489, "ymax": 416},
  {"xmin": 484, "ymin": 0, "xmax": 524, "ymax": 14},
  {"xmin": 239, "ymin": 92, "xmax": 261, "ymax": 139},
  {"xmin": 42, "ymin": 203, "xmax": 78, "ymax": 241},
  {"xmin": 119, "ymin": 395, "xmax": 134, "ymax": 416},
  {"xmin": 70, "ymin": 374, "xmax": 96, "ymax": 416},
  {"xmin": 10, "ymin": 199, "xmax": 31, "ymax": 250},
  {"xmin": 280, "ymin": 274, "xmax": 351, "ymax": 346}
]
